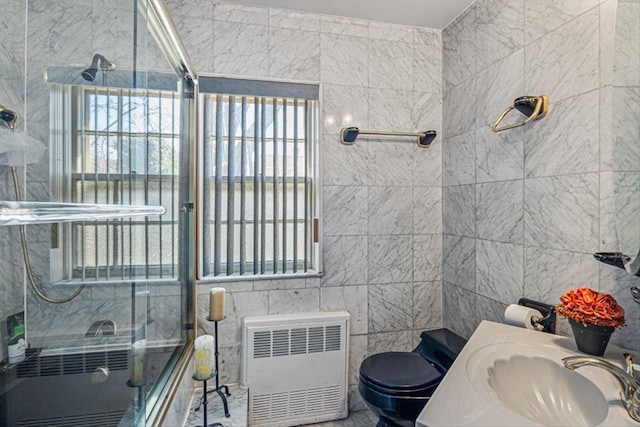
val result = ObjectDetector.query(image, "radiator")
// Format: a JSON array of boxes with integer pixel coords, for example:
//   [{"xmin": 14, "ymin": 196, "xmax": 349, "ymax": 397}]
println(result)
[{"xmin": 242, "ymin": 311, "xmax": 350, "ymax": 426}]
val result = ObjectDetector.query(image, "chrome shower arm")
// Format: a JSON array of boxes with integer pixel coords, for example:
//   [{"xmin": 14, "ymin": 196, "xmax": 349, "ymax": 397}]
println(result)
[{"xmin": 90, "ymin": 54, "xmax": 116, "ymax": 71}]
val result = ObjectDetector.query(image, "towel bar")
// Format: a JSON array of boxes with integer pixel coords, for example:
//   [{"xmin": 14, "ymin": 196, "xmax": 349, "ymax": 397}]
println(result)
[{"xmin": 491, "ymin": 95, "xmax": 549, "ymax": 132}]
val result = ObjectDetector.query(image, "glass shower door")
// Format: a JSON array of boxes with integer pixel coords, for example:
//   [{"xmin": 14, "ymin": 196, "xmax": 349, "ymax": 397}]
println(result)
[{"xmin": 0, "ymin": 1, "xmax": 195, "ymax": 425}]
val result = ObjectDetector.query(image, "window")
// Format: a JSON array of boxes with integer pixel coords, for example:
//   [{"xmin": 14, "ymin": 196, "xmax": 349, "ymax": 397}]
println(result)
[
  {"xmin": 201, "ymin": 78, "xmax": 319, "ymax": 278},
  {"xmin": 51, "ymin": 84, "xmax": 180, "ymax": 282}
]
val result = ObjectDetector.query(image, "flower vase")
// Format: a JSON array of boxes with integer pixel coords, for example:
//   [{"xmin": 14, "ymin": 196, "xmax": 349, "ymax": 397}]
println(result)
[{"xmin": 568, "ymin": 318, "xmax": 614, "ymax": 356}]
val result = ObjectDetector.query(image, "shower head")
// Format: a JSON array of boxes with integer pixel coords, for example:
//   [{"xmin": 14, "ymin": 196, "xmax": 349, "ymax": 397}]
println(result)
[
  {"xmin": 82, "ymin": 54, "xmax": 116, "ymax": 82},
  {"xmin": 0, "ymin": 105, "xmax": 17, "ymax": 130},
  {"xmin": 82, "ymin": 67, "xmax": 99, "ymax": 82}
]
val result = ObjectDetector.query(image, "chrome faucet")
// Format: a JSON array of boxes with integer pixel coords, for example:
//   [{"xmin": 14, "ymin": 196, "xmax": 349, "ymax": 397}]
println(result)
[
  {"xmin": 563, "ymin": 355, "xmax": 640, "ymax": 422},
  {"xmin": 85, "ymin": 320, "xmax": 117, "ymax": 337}
]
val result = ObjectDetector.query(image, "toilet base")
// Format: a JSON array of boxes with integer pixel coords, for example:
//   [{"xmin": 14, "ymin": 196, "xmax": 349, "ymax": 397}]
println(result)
[
  {"xmin": 362, "ymin": 397, "xmax": 423, "ymax": 427},
  {"xmin": 359, "ymin": 329, "xmax": 467, "ymax": 427},
  {"xmin": 376, "ymin": 417, "xmax": 400, "ymax": 427},
  {"xmin": 359, "ymin": 380, "xmax": 430, "ymax": 427}
]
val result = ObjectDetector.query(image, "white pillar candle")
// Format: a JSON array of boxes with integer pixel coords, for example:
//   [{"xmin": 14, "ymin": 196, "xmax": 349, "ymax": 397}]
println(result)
[
  {"xmin": 194, "ymin": 334, "xmax": 215, "ymax": 380},
  {"xmin": 209, "ymin": 287, "xmax": 225, "ymax": 321},
  {"xmin": 130, "ymin": 339, "xmax": 147, "ymax": 387}
]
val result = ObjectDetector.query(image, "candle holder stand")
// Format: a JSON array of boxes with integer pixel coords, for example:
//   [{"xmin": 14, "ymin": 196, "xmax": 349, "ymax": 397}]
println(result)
[
  {"xmin": 193, "ymin": 374, "xmax": 223, "ymax": 427},
  {"xmin": 200, "ymin": 316, "xmax": 230, "ymax": 418},
  {"xmin": 126, "ymin": 380, "xmax": 146, "ymax": 421}
]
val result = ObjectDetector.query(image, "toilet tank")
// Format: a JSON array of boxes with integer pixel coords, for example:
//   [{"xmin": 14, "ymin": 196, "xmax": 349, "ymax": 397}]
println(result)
[{"xmin": 414, "ymin": 328, "xmax": 467, "ymax": 372}]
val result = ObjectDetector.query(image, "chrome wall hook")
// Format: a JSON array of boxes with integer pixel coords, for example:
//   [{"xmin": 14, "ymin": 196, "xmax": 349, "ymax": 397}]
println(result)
[{"xmin": 491, "ymin": 95, "xmax": 549, "ymax": 132}]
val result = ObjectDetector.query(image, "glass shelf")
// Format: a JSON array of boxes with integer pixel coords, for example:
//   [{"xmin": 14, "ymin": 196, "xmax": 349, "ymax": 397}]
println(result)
[{"xmin": 0, "ymin": 201, "xmax": 166, "ymax": 226}]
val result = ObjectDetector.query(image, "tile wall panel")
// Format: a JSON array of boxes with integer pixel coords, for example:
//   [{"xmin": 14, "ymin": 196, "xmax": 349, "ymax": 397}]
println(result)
[
  {"xmin": 165, "ymin": 3, "xmax": 446, "ymax": 405},
  {"xmin": 442, "ymin": 0, "xmax": 640, "ymax": 353}
]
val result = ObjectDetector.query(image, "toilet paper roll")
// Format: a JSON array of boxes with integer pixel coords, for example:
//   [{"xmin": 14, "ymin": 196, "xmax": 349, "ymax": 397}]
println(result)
[{"xmin": 504, "ymin": 304, "xmax": 544, "ymax": 331}]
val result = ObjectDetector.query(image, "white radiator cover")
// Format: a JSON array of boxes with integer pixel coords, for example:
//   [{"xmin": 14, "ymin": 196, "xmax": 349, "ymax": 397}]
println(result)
[{"xmin": 242, "ymin": 311, "xmax": 350, "ymax": 426}]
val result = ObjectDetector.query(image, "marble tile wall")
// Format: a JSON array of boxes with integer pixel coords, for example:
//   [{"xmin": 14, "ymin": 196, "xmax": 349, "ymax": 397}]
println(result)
[
  {"xmin": 0, "ymin": 0, "xmax": 180, "ymax": 354},
  {"xmin": 4, "ymin": 0, "xmax": 638, "ymax": 413},
  {"xmin": 164, "ymin": 1, "xmax": 444, "ymax": 410},
  {"xmin": 442, "ymin": 0, "xmax": 640, "ymax": 351},
  {"xmin": 0, "ymin": 0, "xmax": 27, "ymax": 363}
]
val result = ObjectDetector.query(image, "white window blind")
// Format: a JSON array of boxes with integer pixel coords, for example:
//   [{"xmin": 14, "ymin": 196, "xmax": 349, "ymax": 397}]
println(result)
[
  {"xmin": 201, "ymin": 81, "xmax": 319, "ymax": 278},
  {"xmin": 51, "ymin": 84, "xmax": 180, "ymax": 282}
]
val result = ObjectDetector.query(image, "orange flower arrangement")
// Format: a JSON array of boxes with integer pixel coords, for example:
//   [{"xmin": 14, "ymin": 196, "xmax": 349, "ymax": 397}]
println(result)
[{"xmin": 556, "ymin": 287, "xmax": 625, "ymax": 328}]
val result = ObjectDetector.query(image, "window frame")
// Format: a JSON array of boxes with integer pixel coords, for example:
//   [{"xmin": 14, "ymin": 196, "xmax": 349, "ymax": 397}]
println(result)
[
  {"xmin": 196, "ymin": 77, "xmax": 321, "ymax": 282},
  {"xmin": 50, "ymin": 84, "xmax": 182, "ymax": 284}
]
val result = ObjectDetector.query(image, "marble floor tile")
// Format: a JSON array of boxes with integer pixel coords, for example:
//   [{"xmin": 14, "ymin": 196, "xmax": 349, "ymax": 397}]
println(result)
[
  {"xmin": 185, "ymin": 384, "xmax": 248, "ymax": 427},
  {"xmin": 308, "ymin": 409, "xmax": 377, "ymax": 427},
  {"xmin": 183, "ymin": 386, "xmax": 375, "ymax": 427}
]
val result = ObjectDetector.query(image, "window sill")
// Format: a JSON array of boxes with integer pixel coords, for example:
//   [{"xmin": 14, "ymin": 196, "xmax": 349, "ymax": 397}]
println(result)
[{"xmin": 197, "ymin": 270, "xmax": 322, "ymax": 284}]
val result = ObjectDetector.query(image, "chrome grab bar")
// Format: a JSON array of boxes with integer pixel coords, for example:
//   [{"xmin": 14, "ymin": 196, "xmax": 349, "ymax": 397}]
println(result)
[{"xmin": 340, "ymin": 127, "xmax": 437, "ymax": 148}]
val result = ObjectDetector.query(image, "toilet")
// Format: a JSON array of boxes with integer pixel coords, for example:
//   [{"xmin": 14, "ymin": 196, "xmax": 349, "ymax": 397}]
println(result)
[{"xmin": 358, "ymin": 328, "xmax": 467, "ymax": 427}]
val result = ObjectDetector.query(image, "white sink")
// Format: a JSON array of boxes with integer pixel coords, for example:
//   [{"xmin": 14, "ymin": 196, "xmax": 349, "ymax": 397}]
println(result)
[
  {"xmin": 417, "ymin": 321, "xmax": 639, "ymax": 427},
  {"xmin": 473, "ymin": 348, "xmax": 608, "ymax": 426}
]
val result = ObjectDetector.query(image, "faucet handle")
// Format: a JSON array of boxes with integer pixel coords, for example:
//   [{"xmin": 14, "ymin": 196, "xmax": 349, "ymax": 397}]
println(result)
[
  {"xmin": 624, "ymin": 353, "xmax": 635, "ymax": 378},
  {"xmin": 619, "ymin": 384, "xmax": 640, "ymax": 422},
  {"xmin": 627, "ymin": 361, "xmax": 640, "ymax": 422}
]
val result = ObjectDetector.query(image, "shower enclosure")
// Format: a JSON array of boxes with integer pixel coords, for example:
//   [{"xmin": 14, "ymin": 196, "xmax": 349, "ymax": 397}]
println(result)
[{"xmin": 0, "ymin": 1, "xmax": 196, "ymax": 425}]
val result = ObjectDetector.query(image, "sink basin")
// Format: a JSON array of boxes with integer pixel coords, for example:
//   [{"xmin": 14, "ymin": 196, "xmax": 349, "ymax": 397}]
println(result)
[
  {"xmin": 484, "ymin": 354, "xmax": 608, "ymax": 426},
  {"xmin": 466, "ymin": 342, "xmax": 608, "ymax": 426},
  {"xmin": 417, "ymin": 321, "xmax": 638, "ymax": 427}
]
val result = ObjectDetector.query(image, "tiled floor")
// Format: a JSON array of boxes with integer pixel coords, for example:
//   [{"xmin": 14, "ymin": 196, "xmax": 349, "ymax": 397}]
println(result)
[
  {"xmin": 309, "ymin": 409, "xmax": 378, "ymax": 426},
  {"xmin": 186, "ymin": 384, "xmax": 248, "ymax": 426},
  {"xmin": 184, "ymin": 384, "xmax": 378, "ymax": 427}
]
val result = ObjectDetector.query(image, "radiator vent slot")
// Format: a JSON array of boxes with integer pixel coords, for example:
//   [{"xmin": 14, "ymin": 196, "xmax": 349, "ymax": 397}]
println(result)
[
  {"xmin": 249, "ymin": 324, "xmax": 344, "ymax": 359},
  {"xmin": 17, "ymin": 410, "xmax": 126, "ymax": 427},
  {"xmin": 272, "ymin": 330, "xmax": 289, "ymax": 357},
  {"xmin": 39, "ymin": 356, "xmax": 61, "ymax": 377},
  {"xmin": 107, "ymin": 349, "xmax": 129, "ymax": 370},
  {"xmin": 16, "ymin": 349, "xmax": 129, "ymax": 378},
  {"xmin": 242, "ymin": 312, "xmax": 349, "ymax": 426},
  {"xmin": 62, "ymin": 354, "xmax": 84, "ymax": 375},
  {"xmin": 326, "ymin": 325, "xmax": 341, "ymax": 351},
  {"xmin": 290, "ymin": 328, "xmax": 306, "ymax": 355},
  {"xmin": 308, "ymin": 327, "xmax": 324, "ymax": 353},
  {"xmin": 253, "ymin": 331, "xmax": 271, "ymax": 359},
  {"xmin": 250, "ymin": 386, "xmax": 343, "ymax": 425}
]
